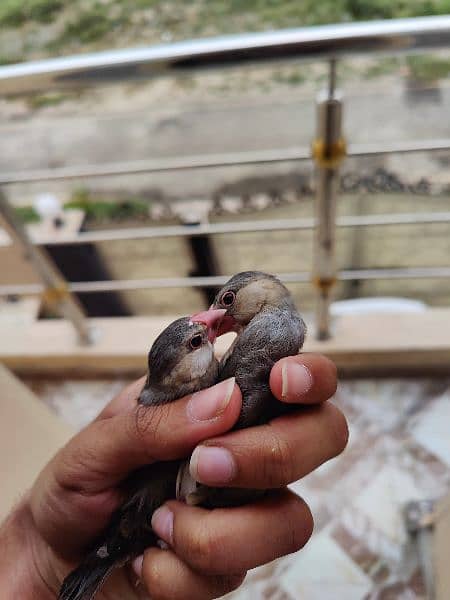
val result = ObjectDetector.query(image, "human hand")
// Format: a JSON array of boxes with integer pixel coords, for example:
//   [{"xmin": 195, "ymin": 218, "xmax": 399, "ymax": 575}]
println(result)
[{"xmin": 0, "ymin": 353, "xmax": 346, "ymax": 600}]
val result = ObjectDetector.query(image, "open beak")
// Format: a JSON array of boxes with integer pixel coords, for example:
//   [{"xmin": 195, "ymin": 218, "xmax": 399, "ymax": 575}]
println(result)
[
  {"xmin": 208, "ymin": 303, "xmax": 240, "ymax": 337},
  {"xmin": 216, "ymin": 315, "xmax": 239, "ymax": 336},
  {"xmin": 190, "ymin": 308, "xmax": 227, "ymax": 343}
]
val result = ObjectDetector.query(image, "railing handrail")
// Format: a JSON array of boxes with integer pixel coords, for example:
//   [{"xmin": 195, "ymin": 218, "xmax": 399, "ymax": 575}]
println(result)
[
  {"xmin": 0, "ymin": 211, "xmax": 447, "ymax": 248},
  {"xmin": 1, "ymin": 139, "xmax": 450, "ymax": 186},
  {"xmin": 1, "ymin": 266, "xmax": 449, "ymax": 298},
  {"xmin": 0, "ymin": 16, "xmax": 450, "ymax": 95}
]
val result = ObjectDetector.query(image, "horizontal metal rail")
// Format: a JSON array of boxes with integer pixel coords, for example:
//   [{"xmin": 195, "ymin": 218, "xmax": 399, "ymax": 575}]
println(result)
[
  {"xmin": 20, "ymin": 211, "xmax": 450, "ymax": 247},
  {"xmin": 1, "ymin": 139, "xmax": 450, "ymax": 186},
  {"xmin": 0, "ymin": 17, "xmax": 450, "ymax": 95},
  {"xmin": 1, "ymin": 267, "xmax": 449, "ymax": 297}
]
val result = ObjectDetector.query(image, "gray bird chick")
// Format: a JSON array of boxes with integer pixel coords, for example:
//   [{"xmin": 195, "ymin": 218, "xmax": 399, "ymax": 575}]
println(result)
[
  {"xmin": 59, "ymin": 309, "xmax": 226, "ymax": 600},
  {"xmin": 178, "ymin": 271, "xmax": 306, "ymax": 508},
  {"xmin": 213, "ymin": 271, "xmax": 306, "ymax": 427}
]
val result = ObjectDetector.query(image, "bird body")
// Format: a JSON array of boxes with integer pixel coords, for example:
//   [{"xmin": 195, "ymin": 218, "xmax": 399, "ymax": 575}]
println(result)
[
  {"xmin": 59, "ymin": 461, "xmax": 181, "ymax": 600},
  {"xmin": 219, "ymin": 302, "xmax": 305, "ymax": 428},
  {"xmin": 59, "ymin": 311, "xmax": 226, "ymax": 600},
  {"xmin": 178, "ymin": 271, "xmax": 306, "ymax": 507},
  {"xmin": 205, "ymin": 271, "xmax": 306, "ymax": 429}
]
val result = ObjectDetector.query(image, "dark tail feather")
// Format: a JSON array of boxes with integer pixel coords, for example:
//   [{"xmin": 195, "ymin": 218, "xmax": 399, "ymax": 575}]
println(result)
[{"xmin": 58, "ymin": 556, "xmax": 116, "ymax": 600}]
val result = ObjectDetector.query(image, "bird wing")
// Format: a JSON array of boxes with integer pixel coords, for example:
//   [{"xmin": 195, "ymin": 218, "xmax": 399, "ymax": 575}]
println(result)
[{"xmin": 219, "ymin": 308, "xmax": 304, "ymax": 382}]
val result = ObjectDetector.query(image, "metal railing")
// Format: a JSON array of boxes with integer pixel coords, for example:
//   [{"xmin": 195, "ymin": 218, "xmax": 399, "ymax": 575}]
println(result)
[
  {"xmin": 1, "ymin": 139, "xmax": 450, "ymax": 186},
  {"xmin": 1, "ymin": 16, "xmax": 449, "ymax": 95},
  {"xmin": 1, "ymin": 16, "xmax": 450, "ymax": 342},
  {"xmin": 1, "ymin": 267, "xmax": 450, "ymax": 298}
]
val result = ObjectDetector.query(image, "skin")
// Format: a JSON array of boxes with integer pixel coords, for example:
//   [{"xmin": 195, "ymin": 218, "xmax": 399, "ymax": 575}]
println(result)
[
  {"xmin": 0, "ymin": 353, "xmax": 347, "ymax": 600},
  {"xmin": 58, "ymin": 315, "xmax": 224, "ymax": 599}
]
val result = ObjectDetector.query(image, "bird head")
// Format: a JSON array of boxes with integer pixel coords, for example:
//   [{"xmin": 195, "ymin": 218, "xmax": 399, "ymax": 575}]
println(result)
[
  {"xmin": 148, "ymin": 308, "xmax": 226, "ymax": 389},
  {"xmin": 208, "ymin": 271, "xmax": 295, "ymax": 332}
]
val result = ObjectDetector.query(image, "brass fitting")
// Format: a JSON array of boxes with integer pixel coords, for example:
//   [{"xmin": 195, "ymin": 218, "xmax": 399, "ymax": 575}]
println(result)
[
  {"xmin": 312, "ymin": 138, "xmax": 347, "ymax": 169},
  {"xmin": 312, "ymin": 276, "xmax": 337, "ymax": 292},
  {"xmin": 42, "ymin": 284, "xmax": 70, "ymax": 305}
]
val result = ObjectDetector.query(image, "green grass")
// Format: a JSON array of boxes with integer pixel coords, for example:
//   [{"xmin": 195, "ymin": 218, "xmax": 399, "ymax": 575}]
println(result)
[
  {"xmin": 0, "ymin": 54, "xmax": 25, "ymax": 65},
  {"xmin": 49, "ymin": 3, "xmax": 126, "ymax": 50},
  {"xmin": 0, "ymin": 0, "xmax": 64, "ymax": 27},
  {"xmin": 345, "ymin": 0, "xmax": 450, "ymax": 19},
  {"xmin": 407, "ymin": 54, "xmax": 450, "ymax": 82},
  {"xmin": 365, "ymin": 57, "xmax": 401, "ymax": 78},
  {"xmin": 5, "ymin": 0, "xmax": 450, "ymax": 52},
  {"xmin": 15, "ymin": 206, "xmax": 41, "ymax": 223},
  {"xmin": 26, "ymin": 91, "xmax": 78, "ymax": 109},
  {"xmin": 185, "ymin": 0, "xmax": 450, "ymax": 32},
  {"xmin": 65, "ymin": 189, "xmax": 149, "ymax": 222},
  {"xmin": 273, "ymin": 67, "xmax": 306, "ymax": 86}
]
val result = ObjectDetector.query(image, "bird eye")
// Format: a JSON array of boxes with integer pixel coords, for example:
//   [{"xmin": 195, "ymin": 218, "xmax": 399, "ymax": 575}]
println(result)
[
  {"xmin": 221, "ymin": 291, "xmax": 235, "ymax": 307},
  {"xmin": 190, "ymin": 334, "xmax": 203, "ymax": 349}
]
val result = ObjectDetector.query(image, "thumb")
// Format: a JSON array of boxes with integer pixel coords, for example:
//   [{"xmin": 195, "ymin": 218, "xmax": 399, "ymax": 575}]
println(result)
[{"xmin": 29, "ymin": 378, "xmax": 241, "ymax": 558}]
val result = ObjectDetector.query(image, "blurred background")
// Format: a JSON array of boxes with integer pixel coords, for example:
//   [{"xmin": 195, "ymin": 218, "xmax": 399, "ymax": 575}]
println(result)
[
  {"xmin": 0, "ymin": 2, "xmax": 450, "ymax": 599},
  {"xmin": 0, "ymin": 1, "xmax": 450, "ymax": 317}
]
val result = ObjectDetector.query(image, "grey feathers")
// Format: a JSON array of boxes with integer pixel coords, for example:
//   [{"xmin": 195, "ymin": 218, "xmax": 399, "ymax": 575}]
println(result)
[
  {"xmin": 220, "ymin": 305, "xmax": 306, "ymax": 427},
  {"xmin": 147, "ymin": 317, "xmax": 191, "ymax": 383}
]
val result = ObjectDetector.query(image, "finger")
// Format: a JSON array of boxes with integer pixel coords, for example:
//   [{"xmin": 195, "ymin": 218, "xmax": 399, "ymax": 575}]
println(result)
[
  {"xmin": 30, "ymin": 378, "xmax": 242, "ymax": 556},
  {"xmin": 269, "ymin": 353, "xmax": 337, "ymax": 405},
  {"xmin": 134, "ymin": 548, "xmax": 245, "ymax": 600},
  {"xmin": 96, "ymin": 376, "xmax": 147, "ymax": 420},
  {"xmin": 189, "ymin": 401, "xmax": 348, "ymax": 488},
  {"xmin": 56, "ymin": 378, "xmax": 241, "ymax": 491},
  {"xmin": 150, "ymin": 489, "xmax": 312, "ymax": 575}
]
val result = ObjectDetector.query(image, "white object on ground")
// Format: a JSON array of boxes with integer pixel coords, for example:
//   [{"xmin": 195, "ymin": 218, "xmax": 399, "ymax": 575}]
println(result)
[{"xmin": 331, "ymin": 297, "xmax": 427, "ymax": 316}]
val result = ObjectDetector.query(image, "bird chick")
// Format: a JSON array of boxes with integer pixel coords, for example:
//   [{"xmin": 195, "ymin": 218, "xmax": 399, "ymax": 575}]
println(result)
[
  {"xmin": 214, "ymin": 271, "xmax": 306, "ymax": 427},
  {"xmin": 178, "ymin": 271, "xmax": 306, "ymax": 507},
  {"xmin": 59, "ymin": 309, "xmax": 226, "ymax": 600}
]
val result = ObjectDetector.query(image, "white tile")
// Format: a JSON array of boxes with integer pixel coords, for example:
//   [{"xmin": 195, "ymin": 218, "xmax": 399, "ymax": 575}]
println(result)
[
  {"xmin": 353, "ymin": 465, "xmax": 428, "ymax": 545},
  {"xmin": 37, "ymin": 380, "xmax": 128, "ymax": 429},
  {"xmin": 410, "ymin": 391, "xmax": 450, "ymax": 466},
  {"xmin": 281, "ymin": 533, "xmax": 372, "ymax": 600}
]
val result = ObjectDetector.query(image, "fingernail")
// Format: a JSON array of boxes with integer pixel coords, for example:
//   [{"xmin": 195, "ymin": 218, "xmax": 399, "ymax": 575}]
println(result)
[
  {"xmin": 282, "ymin": 362, "xmax": 313, "ymax": 401},
  {"xmin": 187, "ymin": 377, "xmax": 235, "ymax": 422},
  {"xmin": 132, "ymin": 555, "xmax": 143, "ymax": 578},
  {"xmin": 190, "ymin": 445, "xmax": 236, "ymax": 484},
  {"xmin": 151, "ymin": 505, "xmax": 174, "ymax": 545}
]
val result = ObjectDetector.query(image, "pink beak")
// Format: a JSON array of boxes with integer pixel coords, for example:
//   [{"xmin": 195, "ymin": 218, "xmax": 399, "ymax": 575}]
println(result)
[
  {"xmin": 208, "ymin": 303, "xmax": 240, "ymax": 336},
  {"xmin": 190, "ymin": 308, "xmax": 227, "ymax": 343}
]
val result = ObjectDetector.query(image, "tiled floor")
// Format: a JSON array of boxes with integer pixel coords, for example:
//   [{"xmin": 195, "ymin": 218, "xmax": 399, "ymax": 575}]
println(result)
[{"xmin": 27, "ymin": 376, "xmax": 450, "ymax": 599}]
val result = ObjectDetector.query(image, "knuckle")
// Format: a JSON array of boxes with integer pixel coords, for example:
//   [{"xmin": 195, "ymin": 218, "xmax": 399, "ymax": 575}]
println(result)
[
  {"xmin": 142, "ymin": 560, "xmax": 169, "ymax": 600},
  {"xmin": 327, "ymin": 403, "xmax": 349, "ymax": 456},
  {"xmin": 186, "ymin": 521, "xmax": 223, "ymax": 573},
  {"xmin": 263, "ymin": 430, "xmax": 296, "ymax": 486},
  {"xmin": 324, "ymin": 358, "xmax": 338, "ymax": 396},
  {"xmin": 211, "ymin": 573, "xmax": 246, "ymax": 595},
  {"xmin": 57, "ymin": 435, "xmax": 105, "ymax": 491},
  {"xmin": 287, "ymin": 499, "xmax": 314, "ymax": 552}
]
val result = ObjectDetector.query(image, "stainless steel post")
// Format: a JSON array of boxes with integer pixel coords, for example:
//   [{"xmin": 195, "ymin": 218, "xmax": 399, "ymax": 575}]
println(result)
[
  {"xmin": 404, "ymin": 500, "xmax": 436, "ymax": 599},
  {"xmin": 0, "ymin": 190, "xmax": 95, "ymax": 345},
  {"xmin": 312, "ymin": 59, "xmax": 346, "ymax": 340}
]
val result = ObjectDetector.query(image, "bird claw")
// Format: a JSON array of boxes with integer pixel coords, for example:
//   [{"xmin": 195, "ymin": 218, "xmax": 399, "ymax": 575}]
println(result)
[{"xmin": 176, "ymin": 460, "xmax": 197, "ymax": 502}]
